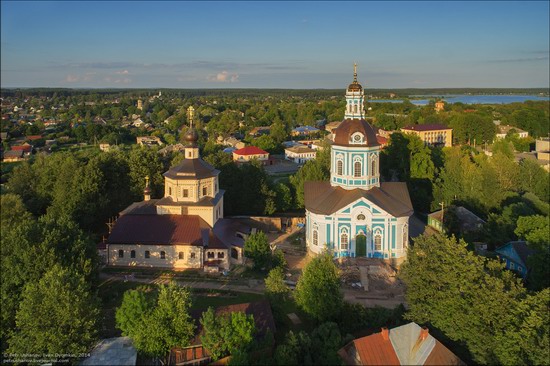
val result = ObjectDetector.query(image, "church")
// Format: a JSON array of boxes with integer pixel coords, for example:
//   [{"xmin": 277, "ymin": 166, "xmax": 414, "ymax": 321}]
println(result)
[
  {"xmin": 304, "ymin": 65, "xmax": 413, "ymax": 264},
  {"xmin": 105, "ymin": 110, "xmax": 244, "ymax": 272}
]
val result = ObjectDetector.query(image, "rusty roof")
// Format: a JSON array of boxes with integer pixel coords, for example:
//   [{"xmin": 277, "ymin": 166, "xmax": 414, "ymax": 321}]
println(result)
[
  {"xmin": 334, "ymin": 119, "xmax": 380, "ymax": 147},
  {"xmin": 340, "ymin": 332, "xmax": 400, "ymax": 365},
  {"xmin": 304, "ymin": 181, "xmax": 413, "ymax": 217},
  {"xmin": 401, "ymin": 124, "xmax": 451, "ymax": 132},
  {"xmin": 107, "ymin": 214, "xmax": 226, "ymax": 249},
  {"xmin": 424, "ymin": 340, "xmax": 465, "ymax": 365},
  {"xmin": 164, "ymin": 158, "xmax": 219, "ymax": 180}
]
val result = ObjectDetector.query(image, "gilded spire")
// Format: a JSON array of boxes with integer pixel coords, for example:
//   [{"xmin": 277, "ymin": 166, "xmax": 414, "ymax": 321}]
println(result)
[
  {"xmin": 187, "ymin": 106, "xmax": 195, "ymax": 128},
  {"xmin": 353, "ymin": 62, "xmax": 357, "ymax": 83}
]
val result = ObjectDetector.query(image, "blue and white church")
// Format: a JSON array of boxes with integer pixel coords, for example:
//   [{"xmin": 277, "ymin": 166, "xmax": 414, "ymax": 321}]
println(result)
[{"xmin": 304, "ymin": 65, "xmax": 413, "ymax": 264}]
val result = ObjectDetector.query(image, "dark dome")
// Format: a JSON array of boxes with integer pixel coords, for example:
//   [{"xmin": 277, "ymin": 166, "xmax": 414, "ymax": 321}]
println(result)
[
  {"xmin": 347, "ymin": 82, "xmax": 363, "ymax": 92},
  {"xmin": 333, "ymin": 118, "xmax": 379, "ymax": 147},
  {"xmin": 183, "ymin": 128, "xmax": 199, "ymax": 145},
  {"xmin": 143, "ymin": 186, "xmax": 152, "ymax": 194}
]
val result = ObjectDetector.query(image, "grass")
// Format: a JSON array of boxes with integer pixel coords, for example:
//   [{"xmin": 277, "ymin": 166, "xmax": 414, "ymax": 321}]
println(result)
[{"xmin": 96, "ymin": 278, "xmax": 266, "ymax": 338}]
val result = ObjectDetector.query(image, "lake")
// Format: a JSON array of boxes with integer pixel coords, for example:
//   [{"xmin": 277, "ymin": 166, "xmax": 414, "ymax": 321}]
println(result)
[{"xmin": 369, "ymin": 95, "xmax": 549, "ymax": 105}]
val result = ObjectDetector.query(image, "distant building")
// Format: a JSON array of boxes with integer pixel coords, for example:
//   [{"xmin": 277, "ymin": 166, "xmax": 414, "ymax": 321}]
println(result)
[
  {"xmin": 2, "ymin": 150, "xmax": 25, "ymax": 162},
  {"xmin": 338, "ymin": 322, "xmax": 464, "ymax": 365},
  {"xmin": 434, "ymin": 100, "xmax": 445, "ymax": 113},
  {"xmin": 137, "ymin": 99, "xmax": 143, "ymax": 111},
  {"xmin": 99, "ymin": 143, "xmax": 111, "ymax": 152},
  {"xmin": 535, "ymin": 137, "xmax": 549, "ymax": 164},
  {"xmin": 285, "ymin": 145, "xmax": 316, "ymax": 164},
  {"xmin": 81, "ymin": 337, "xmax": 137, "ymax": 366},
  {"xmin": 428, "ymin": 206, "xmax": 485, "ymax": 234},
  {"xmin": 248, "ymin": 126, "xmax": 271, "ymax": 137},
  {"xmin": 291, "ymin": 125, "xmax": 320, "ymax": 136},
  {"xmin": 401, "ymin": 124, "xmax": 453, "ymax": 147},
  {"xmin": 136, "ymin": 136, "xmax": 163, "ymax": 146},
  {"xmin": 232, "ymin": 146, "xmax": 269, "ymax": 164},
  {"xmin": 495, "ymin": 125, "xmax": 529, "ymax": 139}
]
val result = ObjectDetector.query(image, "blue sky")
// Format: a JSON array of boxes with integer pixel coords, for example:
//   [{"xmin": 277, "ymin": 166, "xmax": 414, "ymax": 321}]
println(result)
[{"xmin": 1, "ymin": 1, "xmax": 549, "ymax": 88}]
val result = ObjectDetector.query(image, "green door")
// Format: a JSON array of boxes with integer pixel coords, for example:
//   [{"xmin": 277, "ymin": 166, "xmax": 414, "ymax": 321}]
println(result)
[{"xmin": 356, "ymin": 234, "xmax": 367, "ymax": 257}]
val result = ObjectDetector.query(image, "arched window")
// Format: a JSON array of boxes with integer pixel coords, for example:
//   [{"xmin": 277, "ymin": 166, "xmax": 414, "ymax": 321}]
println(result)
[
  {"xmin": 131, "ymin": 250, "xmax": 136, "ymax": 258},
  {"xmin": 178, "ymin": 252, "xmax": 184, "ymax": 260},
  {"xmin": 374, "ymin": 233, "xmax": 382, "ymax": 251},
  {"xmin": 160, "ymin": 251, "xmax": 166, "ymax": 259},
  {"xmin": 337, "ymin": 160, "xmax": 343, "ymax": 175},
  {"xmin": 145, "ymin": 250, "xmax": 150, "ymax": 259},
  {"xmin": 354, "ymin": 161, "xmax": 362, "ymax": 177},
  {"xmin": 169, "ymin": 187, "xmax": 172, "ymax": 196},
  {"xmin": 118, "ymin": 249, "xmax": 124, "ymax": 258},
  {"xmin": 357, "ymin": 214, "xmax": 365, "ymax": 220},
  {"xmin": 313, "ymin": 229, "xmax": 318, "ymax": 246},
  {"xmin": 340, "ymin": 228, "xmax": 349, "ymax": 250},
  {"xmin": 371, "ymin": 158, "xmax": 377, "ymax": 176},
  {"xmin": 353, "ymin": 105, "xmax": 357, "ymax": 113}
]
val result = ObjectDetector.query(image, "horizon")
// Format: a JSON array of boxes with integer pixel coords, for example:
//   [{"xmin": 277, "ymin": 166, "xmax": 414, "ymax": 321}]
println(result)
[{"xmin": 2, "ymin": 1, "xmax": 549, "ymax": 89}]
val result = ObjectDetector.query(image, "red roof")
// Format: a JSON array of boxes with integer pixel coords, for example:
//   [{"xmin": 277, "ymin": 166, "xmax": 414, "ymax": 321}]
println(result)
[
  {"xmin": 376, "ymin": 135, "xmax": 388, "ymax": 145},
  {"xmin": 342, "ymin": 332, "xmax": 400, "ymax": 365},
  {"xmin": 233, "ymin": 146, "xmax": 268, "ymax": 156},
  {"xmin": 26, "ymin": 135, "xmax": 43, "ymax": 140},
  {"xmin": 11, "ymin": 145, "xmax": 32, "ymax": 152},
  {"xmin": 402, "ymin": 124, "xmax": 451, "ymax": 132}
]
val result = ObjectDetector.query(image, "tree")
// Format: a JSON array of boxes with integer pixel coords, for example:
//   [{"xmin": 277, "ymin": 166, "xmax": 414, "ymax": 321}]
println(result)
[
  {"xmin": 290, "ymin": 159, "xmax": 329, "ymax": 208},
  {"xmin": 244, "ymin": 232, "xmax": 271, "ymax": 270},
  {"xmin": 274, "ymin": 182, "xmax": 293, "ymax": 212},
  {"xmin": 8, "ymin": 265, "xmax": 99, "ymax": 356},
  {"xmin": 116, "ymin": 287, "xmax": 155, "ymax": 337},
  {"xmin": 295, "ymin": 253, "xmax": 342, "ymax": 322},
  {"xmin": 515, "ymin": 215, "xmax": 550, "ymax": 290},
  {"xmin": 200, "ymin": 308, "xmax": 256, "ymax": 361},
  {"xmin": 400, "ymin": 234, "xmax": 528, "ymax": 364},
  {"xmin": 265, "ymin": 266, "xmax": 290, "ymax": 302},
  {"xmin": 132, "ymin": 283, "xmax": 195, "ymax": 358}
]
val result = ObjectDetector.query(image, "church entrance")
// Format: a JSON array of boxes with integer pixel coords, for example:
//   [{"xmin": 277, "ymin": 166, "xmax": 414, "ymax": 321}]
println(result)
[{"xmin": 355, "ymin": 234, "xmax": 367, "ymax": 257}]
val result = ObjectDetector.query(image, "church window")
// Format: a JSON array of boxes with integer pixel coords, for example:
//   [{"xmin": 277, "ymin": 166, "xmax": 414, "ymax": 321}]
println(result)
[
  {"xmin": 160, "ymin": 251, "xmax": 166, "ymax": 259},
  {"xmin": 169, "ymin": 187, "xmax": 172, "ymax": 196},
  {"xmin": 371, "ymin": 159, "xmax": 377, "ymax": 176},
  {"xmin": 218, "ymin": 252, "xmax": 225, "ymax": 259},
  {"xmin": 208, "ymin": 251, "xmax": 215, "ymax": 259},
  {"xmin": 118, "ymin": 250, "xmax": 124, "ymax": 258},
  {"xmin": 183, "ymin": 189, "xmax": 189, "ymax": 198},
  {"xmin": 337, "ymin": 160, "xmax": 343, "ymax": 175},
  {"xmin": 231, "ymin": 248, "xmax": 239, "ymax": 259},
  {"xmin": 203, "ymin": 186, "xmax": 207, "ymax": 196},
  {"xmin": 354, "ymin": 161, "xmax": 362, "ymax": 177},
  {"xmin": 145, "ymin": 250, "xmax": 150, "ymax": 259},
  {"xmin": 340, "ymin": 228, "xmax": 349, "ymax": 250},
  {"xmin": 131, "ymin": 250, "xmax": 136, "ymax": 258},
  {"xmin": 357, "ymin": 214, "xmax": 365, "ymax": 220},
  {"xmin": 353, "ymin": 105, "xmax": 357, "ymax": 113},
  {"xmin": 178, "ymin": 252, "xmax": 184, "ymax": 260},
  {"xmin": 190, "ymin": 252, "xmax": 196, "ymax": 259},
  {"xmin": 374, "ymin": 234, "xmax": 382, "ymax": 251},
  {"xmin": 313, "ymin": 229, "xmax": 318, "ymax": 246}
]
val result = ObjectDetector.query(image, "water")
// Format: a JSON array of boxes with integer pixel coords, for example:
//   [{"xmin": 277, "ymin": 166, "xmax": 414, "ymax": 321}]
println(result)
[{"xmin": 368, "ymin": 95, "xmax": 549, "ymax": 105}]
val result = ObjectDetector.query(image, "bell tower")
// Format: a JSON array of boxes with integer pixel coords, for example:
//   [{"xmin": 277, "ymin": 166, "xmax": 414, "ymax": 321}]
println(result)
[{"xmin": 344, "ymin": 63, "xmax": 365, "ymax": 120}]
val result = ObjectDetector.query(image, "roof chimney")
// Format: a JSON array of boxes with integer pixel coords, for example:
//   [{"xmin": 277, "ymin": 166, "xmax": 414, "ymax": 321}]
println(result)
[
  {"xmin": 381, "ymin": 327, "xmax": 389, "ymax": 341},
  {"xmin": 420, "ymin": 327, "xmax": 429, "ymax": 341}
]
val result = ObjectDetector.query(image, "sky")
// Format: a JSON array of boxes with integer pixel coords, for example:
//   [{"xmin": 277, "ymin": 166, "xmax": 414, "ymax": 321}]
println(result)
[{"xmin": 1, "ymin": 1, "xmax": 549, "ymax": 89}]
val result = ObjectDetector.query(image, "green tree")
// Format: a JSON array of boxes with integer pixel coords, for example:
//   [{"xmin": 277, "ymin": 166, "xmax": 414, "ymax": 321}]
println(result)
[
  {"xmin": 132, "ymin": 283, "xmax": 195, "ymax": 358},
  {"xmin": 244, "ymin": 231, "xmax": 272, "ymax": 270},
  {"xmin": 295, "ymin": 253, "xmax": 342, "ymax": 322},
  {"xmin": 116, "ymin": 287, "xmax": 155, "ymax": 337},
  {"xmin": 400, "ymin": 234, "xmax": 528, "ymax": 364},
  {"xmin": 8, "ymin": 265, "xmax": 99, "ymax": 355},
  {"xmin": 200, "ymin": 308, "xmax": 256, "ymax": 361},
  {"xmin": 290, "ymin": 159, "xmax": 329, "ymax": 208},
  {"xmin": 265, "ymin": 266, "xmax": 290, "ymax": 300}
]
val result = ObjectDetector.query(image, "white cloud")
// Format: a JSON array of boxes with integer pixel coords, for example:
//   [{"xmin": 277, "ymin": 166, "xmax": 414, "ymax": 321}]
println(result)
[
  {"xmin": 65, "ymin": 74, "xmax": 79, "ymax": 82},
  {"xmin": 207, "ymin": 70, "xmax": 239, "ymax": 83},
  {"xmin": 115, "ymin": 69, "xmax": 130, "ymax": 75}
]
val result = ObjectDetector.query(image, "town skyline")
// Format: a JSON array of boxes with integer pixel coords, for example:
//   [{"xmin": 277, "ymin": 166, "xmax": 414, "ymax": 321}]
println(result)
[{"xmin": 1, "ymin": 1, "xmax": 549, "ymax": 89}]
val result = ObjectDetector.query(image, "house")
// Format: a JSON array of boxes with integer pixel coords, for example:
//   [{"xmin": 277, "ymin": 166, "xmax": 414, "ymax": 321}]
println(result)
[
  {"xmin": 248, "ymin": 126, "xmax": 271, "ymax": 137},
  {"xmin": 25, "ymin": 135, "xmax": 43, "ymax": 142},
  {"xmin": 495, "ymin": 241, "xmax": 536, "ymax": 279},
  {"xmin": 169, "ymin": 300, "xmax": 276, "ymax": 366},
  {"xmin": 131, "ymin": 118, "xmax": 145, "ymax": 128},
  {"xmin": 99, "ymin": 143, "xmax": 111, "ymax": 152},
  {"xmin": 338, "ymin": 322, "xmax": 464, "ymax": 365},
  {"xmin": 285, "ymin": 145, "xmax": 316, "ymax": 164},
  {"xmin": 2, "ymin": 150, "xmax": 25, "ymax": 162},
  {"xmin": 325, "ymin": 121, "xmax": 343, "ymax": 135},
  {"xmin": 495, "ymin": 125, "xmax": 529, "ymax": 139},
  {"xmin": 0, "ymin": 131, "xmax": 9, "ymax": 141},
  {"xmin": 106, "ymin": 125, "xmax": 243, "ymax": 272},
  {"xmin": 136, "ymin": 136, "xmax": 163, "ymax": 146},
  {"xmin": 158, "ymin": 143, "xmax": 186, "ymax": 156},
  {"xmin": 428, "ymin": 206, "xmax": 485, "ymax": 234},
  {"xmin": 434, "ymin": 100, "xmax": 445, "ymax": 113},
  {"xmin": 291, "ymin": 125, "xmax": 320, "ymax": 137},
  {"xmin": 401, "ymin": 124, "xmax": 453, "ymax": 148},
  {"xmin": 535, "ymin": 137, "xmax": 549, "ymax": 163},
  {"xmin": 232, "ymin": 146, "xmax": 269, "ymax": 164},
  {"xmin": 222, "ymin": 136, "xmax": 246, "ymax": 149},
  {"xmin": 10, "ymin": 143, "xmax": 33, "ymax": 156}
]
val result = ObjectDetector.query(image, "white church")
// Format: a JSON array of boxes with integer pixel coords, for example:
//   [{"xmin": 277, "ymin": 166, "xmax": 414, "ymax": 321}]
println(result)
[{"xmin": 304, "ymin": 65, "xmax": 413, "ymax": 264}]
